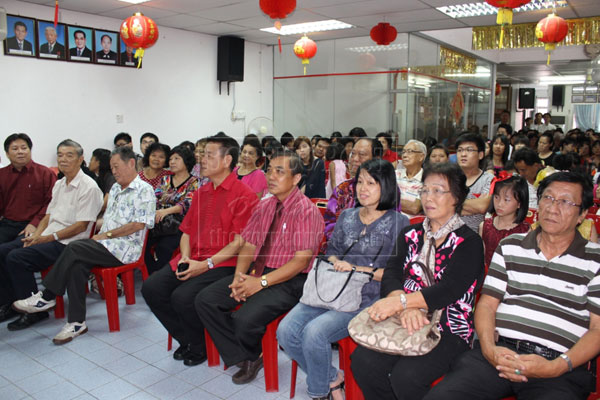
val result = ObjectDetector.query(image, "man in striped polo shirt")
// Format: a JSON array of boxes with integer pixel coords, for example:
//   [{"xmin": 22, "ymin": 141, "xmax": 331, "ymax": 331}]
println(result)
[{"xmin": 426, "ymin": 171, "xmax": 600, "ymax": 400}]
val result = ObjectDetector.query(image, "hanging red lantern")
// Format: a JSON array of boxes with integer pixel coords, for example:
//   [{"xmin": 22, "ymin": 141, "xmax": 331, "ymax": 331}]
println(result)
[
  {"xmin": 370, "ymin": 22, "xmax": 397, "ymax": 45},
  {"xmin": 495, "ymin": 83, "xmax": 502, "ymax": 96},
  {"xmin": 293, "ymin": 35, "xmax": 317, "ymax": 75},
  {"xmin": 485, "ymin": 0, "xmax": 531, "ymax": 48},
  {"xmin": 536, "ymin": 13, "xmax": 569, "ymax": 65},
  {"xmin": 259, "ymin": 0, "xmax": 296, "ymax": 19},
  {"xmin": 120, "ymin": 12, "xmax": 159, "ymax": 68}
]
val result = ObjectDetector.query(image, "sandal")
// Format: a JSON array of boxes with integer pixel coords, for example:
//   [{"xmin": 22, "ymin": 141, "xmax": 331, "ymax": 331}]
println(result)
[{"xmin": 328, "ymin": 381, "xmax": 345, "ymax": 400}]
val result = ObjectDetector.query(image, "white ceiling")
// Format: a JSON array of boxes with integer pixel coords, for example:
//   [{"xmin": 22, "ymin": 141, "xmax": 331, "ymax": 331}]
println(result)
[{"xmin": 18, "ymin": 0, "xmax": 600, "ymax": 46}]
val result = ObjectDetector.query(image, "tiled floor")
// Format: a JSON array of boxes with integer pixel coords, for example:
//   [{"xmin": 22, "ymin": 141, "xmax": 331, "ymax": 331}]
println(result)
[{"xmin": 0, "ymin": 273, "xmax": 333, "ymax": 400}]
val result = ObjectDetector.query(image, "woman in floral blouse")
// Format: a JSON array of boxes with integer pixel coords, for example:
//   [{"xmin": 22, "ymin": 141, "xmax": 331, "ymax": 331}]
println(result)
[
  {"xmin": 139, "ymin": 142, "xmax": 171, "ymax": 189},
  {"xmin": 144, "ymin": 146, "xmax": 199, "ymax": 274}
]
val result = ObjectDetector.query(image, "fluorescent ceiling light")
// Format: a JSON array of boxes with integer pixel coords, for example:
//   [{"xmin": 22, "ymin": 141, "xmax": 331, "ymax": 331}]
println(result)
[
  {"xmin": 118, "ymin": 0, "xmax": 151, "ymax": 4},
  {"xmin": 538, "ymin": 75, "xmax": 586, "ymax": 85},
  {"xmin": 437, "ymin": 0, "xmax": 567, "ymax": 19},
  {"xmin": 261, "ymin": 20, "xmax": 353, "ymax": 35},
  {"xmin": 445, "ymin": 65, "xmax": 490, "ymax": 77},
  {"xmin": 346, "ymin": 43, "xmax": 408, "ymax": 53}
]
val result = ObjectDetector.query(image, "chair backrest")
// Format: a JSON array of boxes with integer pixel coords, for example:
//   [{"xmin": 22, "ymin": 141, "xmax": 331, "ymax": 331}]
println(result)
[
  {"xmin": 311, "ymin": 197, "xmax": 328, "ymax": 217},
  {"xmin": 525, "ymin": 208, "xmax": 538, "ymax": 225},
  {"xmin": 587, "ymin": 213, "xmax": 600, "ymax": 235},
  {"xmin": 409, "ymin": 215, "xmax": 425, "ymax": 225}
]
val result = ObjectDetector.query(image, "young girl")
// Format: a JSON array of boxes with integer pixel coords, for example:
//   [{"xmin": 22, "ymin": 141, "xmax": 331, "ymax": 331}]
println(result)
[{"xmin": 479, "ymin": 174, "xmax": 530, "ymax": 266}]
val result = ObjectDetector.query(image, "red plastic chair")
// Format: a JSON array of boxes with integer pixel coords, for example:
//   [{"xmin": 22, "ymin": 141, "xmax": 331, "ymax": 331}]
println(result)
[
  {"xmin": 311, "ymin": 198, "xmax": 328, "ymax": 217},
  {"xmin": 409, "ymin": 215, "xmax": 426, "ymax": 225},
  {"xmin": 91, "ymin": 231, "xmax": 149, "ymax": 332},
  {"xmin": 525, "ymin": 208, "xmax": 538, "ymax": 225}
]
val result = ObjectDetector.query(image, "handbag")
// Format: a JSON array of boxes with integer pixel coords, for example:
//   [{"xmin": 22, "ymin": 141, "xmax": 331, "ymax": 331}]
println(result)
[
  {"xmin": 299, "ymin": 233, "xmax": 382, "ymax": 313},
  {"xmin": 150, "ymin": 213, "xmax": 183, "ymax": 238},
  {"xmin": 348, "ymin": 259, "xmax": 443, "ymax": 356}
]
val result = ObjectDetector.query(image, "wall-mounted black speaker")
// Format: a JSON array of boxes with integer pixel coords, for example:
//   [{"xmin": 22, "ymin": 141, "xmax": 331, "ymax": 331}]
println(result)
[
  {"xmin": 518, "ymin": 88, "xmax": 535, "ymax": 109},
  {"xmin": 552, "ymin": 85, "xmax": 565, "ymax": 108},
  {"xmin": 217, "ymin": 36, "xmax": 244, "ymax": 82}
]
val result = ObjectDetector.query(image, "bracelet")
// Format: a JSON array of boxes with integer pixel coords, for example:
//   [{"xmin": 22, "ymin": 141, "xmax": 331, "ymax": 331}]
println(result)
[
  {"xmin": 399, "ymin": 293, "xmax": 407, "ymax": 310},
  {"xmin": 560, "ymin": 353, "xmax": 573, "ymax": 372},
  {"xmin": 53, "ymin": 232, "xmax": 59, "ymax": 241}
]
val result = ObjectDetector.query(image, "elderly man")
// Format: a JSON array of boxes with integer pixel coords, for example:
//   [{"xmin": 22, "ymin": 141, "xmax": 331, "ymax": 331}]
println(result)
[
  {"xmin": 397, "ymin": 139, "xmax": 426, "ymax": 216},
  {"xmin": 0, "ymin": 134, "xmax": 56, "ymax": 244},
  {"xmin": 40, "ymin": 26, "xmax": 65, "ymax": 57},
  {"xmin": 13, "ymin": 146, "xmax": 155, "ymax": 344},
  {"xmin": 425, "ymin": 171, "xmax": 600, "ymax": 400},
  {"xmin": 0, "ymin": 140, "xmax": 102, "ymax": 329},
  {"xmin": 195, "ymin": 149, "xmax": 324, "ymax": 384}
]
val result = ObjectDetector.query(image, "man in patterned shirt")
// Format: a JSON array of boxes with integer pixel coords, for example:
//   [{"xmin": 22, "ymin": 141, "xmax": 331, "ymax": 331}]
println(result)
[
  {"xmin": 425, "ymin": 171, "xmax": 600, "ymax": 400},
  {"xmin": 13, "ymin": 146, "xmax": 155, "ymax": 344}
]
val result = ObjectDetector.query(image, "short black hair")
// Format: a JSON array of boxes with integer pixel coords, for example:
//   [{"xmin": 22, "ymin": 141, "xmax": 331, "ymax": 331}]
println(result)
[
  {"xmin": 270, "ymin": 149, "xmax": 303, "ymax": 176},
  {"xmin": 552, "ymin": 152, "xmax": 581, "ymax": 171},
  {"xmin": 206, "ymin": 134, "xmax": 240, "ymax": 171},
  {"xmin": 537, "ymin": 171, "xmax": 593, "ymax": 213},
  {"xmin": 264, "ymin": 140, "xmax": 283, "ymax": 158},
  {"xmin": 512, "ymin": 135, "xmax": 529, "ymax": 148},
  {"xmin": 261, "ymin": 135, "xmax": 276, "ymax": 149},
  {"xmin": 539, "ymin": 131, "xmax": 554, "ymax": 145},
  {"xmin": 330, "ymin": 131, "xmax": 342, "ymax": 139},
  {"xmin": 561, "ymin": 136, "xmax": 578, "ymax": 150},
  {"xmin": 349, "ymin": 127, "xmax": 367, "ymax": 138},
  {"xmin": 355, "ymin": 137, "xmax": 384, "ymax": 159},
  {"xmin": 280, "ymin": 132, "xmax": 294, "ymax": 147},
  {"xmin": 375, "ymin": 132, "xmax": 393, "ymax": 148},
  {"xmin": 325, "ymin": 142, "xmax": 344, "ymax": 161},
  {"xmin": 4, "ymin": 133, "xmax": 32, "ymax": 152},
  {"xmin": 142, "ymin": 142, "xmax": 170, "ymax": 168},
  {"xmin": 489, "ymin": 175, "xmax": 529, "ymax": 224},
  {"xmin": 241, "ymin": 139, "xmax": 264, "ymax": 166},
  {"xmin": 512, "ymin": 147, "xmax": 541, "ymax": 166},
  {"xmin": 74, "ymin": 29, "xmax": 86, "ymax": 39},
  {"xmin": 354, "ymin": 159, "xmax": 398, "ymax": 211},
  {"xmin": 169, "ymin": 145, "xmax": 196, "ymax": 172},
  {"xmin": 455, "ymin": 132, "xmax": 485, "ymax": 153},
  {"xmin": 317, "ymin": 137, "xmax": 331, "ymax": 146},
  {"xmin": 179, "ymin": 140, "xmax": 195, "ymax": 154},
  {"xmin": 497, "ymin": 123, "xmax": 513, "ymax": 136},
  {"xmin": 422, "ymin": 163, "xmax": 469, "ymax": 214},
  {"xmin": 311, "ymin": 134, "xmax": 322, "ymax": 141},
  {"xmin": 140, "ymin": 132, "xmax": 159, "ymax": 143},
  {"xmin": 114, "ymin": 132, "xmax": 132, "ymax": 145},
  {"xmin": 429, "ymin": 144, "xmax": 448, "ymax": 156},
  {"xmin": 14, "ymin": 21, "xmax": 27, "ymax": 31},
  {"xmin": 100, "ymin": 34, "xmax": 112, "ymax": 43}
]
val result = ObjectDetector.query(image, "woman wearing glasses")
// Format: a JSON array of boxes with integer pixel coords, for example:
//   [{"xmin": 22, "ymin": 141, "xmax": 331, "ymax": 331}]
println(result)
[{"xmin": 351, "ymin": 162, "xmax": 485, "ymax": 400}]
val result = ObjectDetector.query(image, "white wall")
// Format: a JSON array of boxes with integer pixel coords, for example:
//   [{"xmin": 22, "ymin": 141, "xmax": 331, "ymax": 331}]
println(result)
[{"xmin": 0, "ymin": 0, "xmax": 273, "ymax": 166}]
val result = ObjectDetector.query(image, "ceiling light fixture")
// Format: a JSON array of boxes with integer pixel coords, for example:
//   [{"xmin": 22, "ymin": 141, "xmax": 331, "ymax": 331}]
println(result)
[
  {"xmin": 345, "ymin": 43, "xmax": 408, "ymax": 53},
  {"xmin": 118, "ymin": 0, "xmax": 152, "ymax": 4},
  {"xmin": 538, "ymin": 75, "xmax": 586, "ymax": 85},
  {"xmin": 260, "ymin": 19, "xmax": 353, "ymax": 35},
  {"xmin": 437, "ymin": 0, "xmax": 567, "ymax": 19}
]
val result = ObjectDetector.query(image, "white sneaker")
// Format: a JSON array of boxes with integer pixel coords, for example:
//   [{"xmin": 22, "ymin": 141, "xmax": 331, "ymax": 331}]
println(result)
[
  {"xmin": 53, "ymin": 322, "xmax": 88, "ymax": 345},
  {"xmin": 12, "ymin": 291, "xmax": 56, "ymax": 314}
]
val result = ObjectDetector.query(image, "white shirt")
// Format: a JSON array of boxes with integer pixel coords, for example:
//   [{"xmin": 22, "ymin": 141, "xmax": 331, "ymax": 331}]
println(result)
[
  {"xmin": 534, "ymin": 123, "xmax": 556, "ymax": 133},
  {"xmin": 42, "ymin": 169, "xmax": 103, "ymax": 244}
]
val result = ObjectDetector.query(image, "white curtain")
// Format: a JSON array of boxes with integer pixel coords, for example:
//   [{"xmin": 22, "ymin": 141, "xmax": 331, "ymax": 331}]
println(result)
[{"xmin": 574, "ymin": 104, "xmax": 600, "ymax": 131}]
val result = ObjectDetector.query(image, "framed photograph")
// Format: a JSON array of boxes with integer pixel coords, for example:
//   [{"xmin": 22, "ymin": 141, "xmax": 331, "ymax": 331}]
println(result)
[
  {"xmin": 94, "ymin": 30, "xmax": 118, "ymax": 65},
  {"xmin": 3, "ymin": 15, "xmax": 37, "ymax": 57},
  {"xmin": 66, "ymin": 25, "xmax": 93, "ymax": 62},
  {"xmin": 572, "ymin": 95, "xmax": 584, "ymax": 103},
  {"xmin": 37, "ymin": 20, "xmax": 66, "ymax": 60},
  {"xmin": 584, "ymin": 95, "xmax": 598, "ymax": 103},
  {"xmin": 120, "ymin": 38, "xmax": 141, "ymax": 68}
]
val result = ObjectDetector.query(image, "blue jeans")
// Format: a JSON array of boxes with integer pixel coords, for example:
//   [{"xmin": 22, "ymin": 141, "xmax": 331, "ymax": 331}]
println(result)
[{"xmin": 277, "ymin": 302, "xmax": 357, "ymax": 398}]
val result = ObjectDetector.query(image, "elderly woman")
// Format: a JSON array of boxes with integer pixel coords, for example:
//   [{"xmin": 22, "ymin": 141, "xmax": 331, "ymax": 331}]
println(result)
[
  {"xmin": 351, "ymin": 162, "xmax": 485, "ymax": 400},
  {"xmin": 278, "ymin": 159, "xmax": 409, "ymax": 400},
  {"xmin": 233, "ymin": 139, "xmax": 267, "ymax": 198},
  {"xmin": 295, "ymin": 136, "xmax": 326, "ymax": 198},
  {"xmin": 144, "ymin": 146, "xmax": 199, "ymax": 274},
  {"xmin": 139, "ymin": 142, "xmax": 171, "ymax": 189}
]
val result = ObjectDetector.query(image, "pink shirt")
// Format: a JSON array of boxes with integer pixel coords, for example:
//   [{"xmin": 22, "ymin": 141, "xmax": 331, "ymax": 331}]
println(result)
[{"xmin": 234, "ymin": 167, "xmax": 268, "ymax": 197}]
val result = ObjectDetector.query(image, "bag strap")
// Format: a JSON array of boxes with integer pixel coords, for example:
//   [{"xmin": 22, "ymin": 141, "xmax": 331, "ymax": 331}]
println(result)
[{"xmin": 314, "ymin": 260, "xmax": 359, "ymax": 303}]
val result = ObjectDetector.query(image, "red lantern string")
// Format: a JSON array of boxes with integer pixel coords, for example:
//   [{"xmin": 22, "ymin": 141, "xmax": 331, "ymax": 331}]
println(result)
[{"xmin": 54, "ymin": 0, "xmax": 59, "ymax": 27}]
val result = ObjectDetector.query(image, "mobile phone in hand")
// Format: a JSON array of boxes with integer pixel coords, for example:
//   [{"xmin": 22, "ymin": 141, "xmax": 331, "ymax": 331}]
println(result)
[{"xmin": 177, "ymin": 262, "xmax": 189, "ymax": 273}]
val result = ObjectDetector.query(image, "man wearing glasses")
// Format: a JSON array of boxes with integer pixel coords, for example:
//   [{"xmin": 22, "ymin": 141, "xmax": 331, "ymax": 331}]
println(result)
[
  {"xmin": 396, "ymin": 140, "xmax": 426, "ymax": 216},
  {"xmin": 455, "ymin": 133, "xmax": 494, "ymax": 233},
  {"xmin": 425, "ymin": 171, "xmax": 599, "ymax": 400}
]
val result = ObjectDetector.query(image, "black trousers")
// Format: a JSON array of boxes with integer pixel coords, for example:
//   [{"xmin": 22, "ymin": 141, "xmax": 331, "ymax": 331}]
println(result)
[
  {"xmin": 141, "ymin": 264, "xmax": 235, "ymax": 354},
  {"xmin": 144, "ymin": 233, "xmax": 181, "ymax": 275},
  {"xmin": 351, "ymin": 332, "xmax": 469, "ymax": 400},
  {"xmin": 423, "ymin": 342, "xmax": 595, "ymax": 400},
  {"xmin": 0, "ymin": 235, "xmax": 66, "ymax": 304},
  {"xmin": 42, "ymin": 239, "xmax": 122, "ymax": 323},
  {"xmin": 0, "ymin": 219, "xmax": 28, "ymax": 245},
  {"xmin": 195, "ymin": 268, "xmax": 307, "ymax": 367}
]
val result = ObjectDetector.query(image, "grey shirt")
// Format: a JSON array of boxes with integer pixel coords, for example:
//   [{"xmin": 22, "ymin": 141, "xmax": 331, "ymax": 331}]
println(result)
[{"xmin": 461, "ymin": 171, "xmax": 494, "ymax": 233}]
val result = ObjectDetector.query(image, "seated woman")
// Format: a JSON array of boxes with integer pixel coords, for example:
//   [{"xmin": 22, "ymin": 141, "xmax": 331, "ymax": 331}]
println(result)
[
  {"xmin": 277, "ymin": 159, "xmax": 409, "ymax": 400},
  {"xmin": 351, "ymin": 162, "xmax": 485, "ymax": 400},
  {"xmin": 485, "ymin": 134, "xmax": 510, "ymax": 177},
  {"xmin": 139, "ymin": 142, "xmax": 171, "ymax": 189},
  {"xmin": 145, "ymin": 146, "xmax": 199, "ymax": 274},
  {"xmin": 325, "ymin": 142, "xmax": 348, "ymax": 199},
  {"xmin": 426, "ymin": 144, "xmax": 449, "ymax": 165},
  {"xmin": 294, "ymin": 136, "xmax": 326, "ymax": 198},
  {"xmin": 233, "ymin": 139, "xmax": 267, "ymax": 198}
]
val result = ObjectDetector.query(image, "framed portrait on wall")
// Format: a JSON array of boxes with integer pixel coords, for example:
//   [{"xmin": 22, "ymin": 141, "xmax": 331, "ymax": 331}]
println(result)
[
  {"xmin": 66, "ymin": 25, "xmax": 93, "ymax": 62},
  {"xmin": 94, "ymin": 30, "xmax": 118, "ymax": 65},
  {"xmin": 119, "ymin": 38, "xmax": 141, "ymax": 68},
  {"xmin": 37, "ymin": 20, "xmax": 66, "ymax": 60},
  {"xmin": 3, "ymin": 15, "xmax": 37, "ymax": 57}
]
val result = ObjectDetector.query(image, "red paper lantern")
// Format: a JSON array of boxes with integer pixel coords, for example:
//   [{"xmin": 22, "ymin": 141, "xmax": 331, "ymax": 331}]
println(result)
[
  {"xmin": 485, "ymin": 0, "xmax": 531, "ymax": 48},
  {"xmin": 293, "ymin": 35, "xmax": 317, "ymax": 75},
  {"xmin": 536, "ymin": 13, "xmax": 569, "ymax": 64},
  {"xmin": 120, "ymin": 12, "xmax": 159, "ymax": 68},
  {"xmin": 259, "ymin": 0, "xmax": 296, "ymax": 19},
  {"xmin": 495, "ymin": 83, "xmax": 502, "ymax": 96},
  {"xmin": 370, "ymin": 22, "xmax": 397, "ymax": 45}
]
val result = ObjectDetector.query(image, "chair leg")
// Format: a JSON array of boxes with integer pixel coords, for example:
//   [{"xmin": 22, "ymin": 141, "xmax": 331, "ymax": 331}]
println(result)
[
  {"xmin": 102, "ymin": 270, "xmax": 120, "ymax": 332},
  {"xmin": 95, "ymin": 272, "xmax": 105, "ymax": 299},
  {"xmin": 205, "ymin": 329, "xmax": 220, "ymax": 367},
  {"xmin": 138, "ymin": 264, "xmax": 149, "ymax": 281},
  {"xmin": 290, "ymin": 360, "xmax": 298, "ymax": 399},
  {"xmin": 167, "ymin": 333, "xmax": 172, "ymax": 351},
  {"xmin": 338, "ymin": 338, "xmax": 364, "ymax": 400},
  {"xmin": 122, "ymin": 270, "xmax": 136, "ymax": 305},
  {"xmin": 263, "ymin": 318, "xmax": 280, "ymax": 393}
]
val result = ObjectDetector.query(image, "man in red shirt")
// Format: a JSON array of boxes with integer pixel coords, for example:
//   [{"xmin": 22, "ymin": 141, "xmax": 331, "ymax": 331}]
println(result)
[
  {"xmin": 0, "ymin": 133, "xmax": 56, "ymax": 244},
  {"xmin": 196, "ymin": 149, "xmax": 324, "ymax": 385},
  {"xmin": 142, "ymin": 135, "xmax": 259, "ymax": 367}
]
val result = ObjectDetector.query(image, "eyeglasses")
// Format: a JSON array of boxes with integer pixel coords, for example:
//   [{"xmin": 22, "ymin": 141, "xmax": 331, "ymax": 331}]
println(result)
[
  {"xmin": 418, "ymin": 188, "xmax": 451, "ymax": 197},
  {"xmin": 401, "ymin": 149, "xmax": 422, "ymax": 155},
  {"xmin": 456, "ymin": 147, "xmax": 479, "ymax": 154},
  {"xmin": 539, "ymin": 194, "xmax": 581, "ymax": 210}
]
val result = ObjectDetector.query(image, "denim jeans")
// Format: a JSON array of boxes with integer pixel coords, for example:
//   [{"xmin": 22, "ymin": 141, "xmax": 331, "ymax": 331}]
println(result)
[{"xmin": 277, "ymin": 302, "xmax": 358, "ymax": 398}]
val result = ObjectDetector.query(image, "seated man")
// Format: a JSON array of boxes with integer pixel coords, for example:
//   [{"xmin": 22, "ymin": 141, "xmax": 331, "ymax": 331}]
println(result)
[
  {"xmin": 0, "ymin": 140, "xmax": 102, "ymax": 329},
  {"xmin": 513, "ymin": 147, "xmax": 544, "ymax": 210},
  {"xmin": 195, "ymin": 149, "xmax": 324, "ymax": 385},
  {"xmin": 12, "ymin": 146, "xmax": 155, "ymax": 344},
  {"xmin": 396, "ymin": 139, "xmax": 425, "ymax": 216},
  {"xmin": 0, "ymin": 133, "xmax": 56, "ymax": 244},
  {"xmin": 142, "ymin": 135, "xmax": 259, "ymax": 366},
  {"xmin": 425, "ymin": 171, "xmax": 600, "ymax": 400}
]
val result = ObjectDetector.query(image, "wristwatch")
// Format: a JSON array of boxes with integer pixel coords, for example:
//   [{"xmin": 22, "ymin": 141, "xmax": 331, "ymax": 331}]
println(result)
[
  {"xmin": 206, "ymin": 258, "xmax": 215, "ymax": 269},
  {"xmin": 260, "ymin": 275, "xmax": 269, "ymax": 288},
  {"xmin": 106, "ymin": 232, "xmax": 113, "ymax": 238}
]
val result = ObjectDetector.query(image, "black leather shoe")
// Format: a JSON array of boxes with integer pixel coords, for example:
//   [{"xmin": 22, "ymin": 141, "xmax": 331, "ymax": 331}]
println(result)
[
  {"xmin": 183, "ymin": 351, "xmax": 207, "ymax": 366},
  {"xmin": 173, "ymin": 344, "xmax": 191, "ymax": 361},
  {"xmin": 7, "ymin": 311, "xmax": 49, "ymax": 331},
  {"xmin": 0, "ymin": 303, "xmax": 18, "ymax": 322},
  {"xmin": 232, "ymin": 356, "xmax": 263, "ymax": 385}
]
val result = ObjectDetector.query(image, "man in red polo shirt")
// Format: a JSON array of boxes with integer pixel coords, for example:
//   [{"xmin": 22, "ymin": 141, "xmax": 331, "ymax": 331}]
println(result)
[
  {"xmin": 142, "ymin": 135, "xmax": 259, "ymax": 367},
  {"xmin": 195, "ymin": 149, "xmax": 324, "ymax": 385}
]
